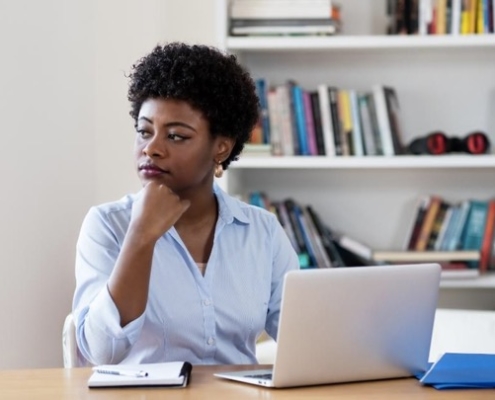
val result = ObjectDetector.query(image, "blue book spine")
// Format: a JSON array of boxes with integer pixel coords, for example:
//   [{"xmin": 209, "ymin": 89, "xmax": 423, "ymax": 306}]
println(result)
[
  {"xmin": 293, "ymin": 204, "xmax": 317, "ymax": 268},
  {"xmin": 447, "ymin": 200, "xmax": 472, "ymax": 250},
  {"xmin": 292, "ymin": 85, "xmax": 309, "ymax": 156},
  {"xmin": 461, "ymin": 200, "xmax": 488, "ymax": 268},
  {"xmin": 255, "ymin": 78, "xmax": 271, "ymax": 144},
  {"xmin": 439, "ymin": 205, "xmax": 459, "ymax": 251},
  {"xmin": 349, "ymin": 90, "xmax": 364, "ymax": 156}
]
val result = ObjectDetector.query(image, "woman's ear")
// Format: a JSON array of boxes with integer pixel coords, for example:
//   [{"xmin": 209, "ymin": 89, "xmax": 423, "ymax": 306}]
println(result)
[{"xmin": 215, "ymin": 136, "xmax": 235, "ymax": 164}]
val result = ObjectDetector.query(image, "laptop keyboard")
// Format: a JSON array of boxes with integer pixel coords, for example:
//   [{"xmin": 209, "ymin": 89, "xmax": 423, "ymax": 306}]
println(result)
[{"xmin": 245, "ymin": 373, "xmax": 273, "ymax": 380}]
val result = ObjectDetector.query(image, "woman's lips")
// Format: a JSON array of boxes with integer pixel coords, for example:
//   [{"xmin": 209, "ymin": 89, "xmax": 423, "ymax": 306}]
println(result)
[{"xmin": 139, "ymin": 164, "xmax": 168, "ymax": 178}]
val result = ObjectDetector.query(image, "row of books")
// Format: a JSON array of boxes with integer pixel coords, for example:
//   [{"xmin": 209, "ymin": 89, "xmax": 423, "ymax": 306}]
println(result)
[
  {"xmin": 251, "ymin": 79, "xmax": 405, "ymax": 157},
  {"xmin": 229, "ymin": 0, "xmax": 341, "ymax": 37},
  {"xmin": 387, "ymin": 0, "xmax": 495, "ymax": 35},
  {"xmin": 245, "ymin": 191, "xmax": 481, "ymax": 278},
  {"xmin": 246, "ymin": 191, "xmax": 371, "ymax": 268},
  {"xmin": 404, "ymin": 195, "xmax": 495, "ymax": 273}
]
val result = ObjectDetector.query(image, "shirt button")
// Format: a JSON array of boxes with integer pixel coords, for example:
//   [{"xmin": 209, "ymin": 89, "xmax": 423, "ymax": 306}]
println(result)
[
  {"xmin": 207, "ymin": 337, "xmax": 215, "ymax": 346},
  {"xmin": 203, "ymin": 299, "xmax": 211, "ymax": 306}
]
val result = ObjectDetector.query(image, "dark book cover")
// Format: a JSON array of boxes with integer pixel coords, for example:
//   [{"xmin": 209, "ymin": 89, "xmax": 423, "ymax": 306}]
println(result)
[
  {"xmin": 396, "ymin": 0, "xmax": 407, "ymax": 34},
  {"xmin": 328, "ymin": 87, "xmax": 343, "ymax": 156},
  {"xmin": 286, "ymin": 80, "xmax": 301, "ymax": 155},
  {"xmin": 365, "ymin": 93, "xmax": 384, "ymax": 155},
  {"xmin": 309, "ymin": 91, "xmax": 326, "ymax": 155},
  {"xmin": 427, "ymin": 201, "xmax": 450, "ymax": 250},
  {"xmin": 306, "ymin": 206, "xmax": 346, "ymax": 267},
  {"xmin": 332, "ymin": 242, "xmax": 376, "ymax": 267},
  {"xmin": 408, "ymin": 0, "xmax": 420, "ymax": 34},
  {"xmin": 406, "ymin": 196, "xmax": 431, "ymax": 250},
  {"xmin": 284, "ymin": 199, "xmax": 310, "ymax": 264},
  {"xmin": 254, "ymin": 78, "xmax": 271, "ymax": 144},
  {"xmin": 383, "ymin": 86, "xmax": 405, "ymax": 155}
]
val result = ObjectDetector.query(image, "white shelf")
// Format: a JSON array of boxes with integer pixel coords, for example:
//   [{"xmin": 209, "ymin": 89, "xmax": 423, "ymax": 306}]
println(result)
[
  {"xmin": 227, "ymin": 34, "xmax": 495, "ymax": 51},
  {"xmin": 232, "ymin": 155, "xmax": 495, "ymax": 169},
  {"xmin": 440, "ymin": 273, "xmax": 495, "ymax": 288}
]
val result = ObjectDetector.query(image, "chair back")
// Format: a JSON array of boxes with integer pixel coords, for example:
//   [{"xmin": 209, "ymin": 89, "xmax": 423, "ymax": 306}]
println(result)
[{"xmin": 63, "ymin": 313, "xmax": 86, "ymax": 368}]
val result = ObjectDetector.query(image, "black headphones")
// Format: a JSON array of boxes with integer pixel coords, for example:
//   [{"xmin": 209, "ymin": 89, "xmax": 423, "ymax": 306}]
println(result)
[{"xmin": 407, "ymin": 131, "xmax": 490, "ymax": 155}]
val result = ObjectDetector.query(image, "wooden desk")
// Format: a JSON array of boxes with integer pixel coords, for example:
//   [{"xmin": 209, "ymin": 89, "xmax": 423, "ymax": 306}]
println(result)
[{"xmin": 0, "ymin": 364, "xmax": 491, "ymax": 399}]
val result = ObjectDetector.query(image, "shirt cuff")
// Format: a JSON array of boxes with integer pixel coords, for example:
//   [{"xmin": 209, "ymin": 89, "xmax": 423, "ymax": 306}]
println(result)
[
  {"xmin": 87, "ymin": 285, "xmax": 145, "ymax": 346},
  {"xmin": 83, "ymin": 286, "xmax": 145, "ymax": 364}
]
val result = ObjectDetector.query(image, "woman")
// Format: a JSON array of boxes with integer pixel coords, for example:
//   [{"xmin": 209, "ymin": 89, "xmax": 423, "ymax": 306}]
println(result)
[{"xmin": 72, "ymin": 42, "xmax": 299, "ymax": 366}]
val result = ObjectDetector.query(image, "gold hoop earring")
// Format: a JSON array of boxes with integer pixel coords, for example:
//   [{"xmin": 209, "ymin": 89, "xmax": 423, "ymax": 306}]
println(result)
[{"xmin": 214, "ymin": 162, "xmax": 224, "ymax": 178}]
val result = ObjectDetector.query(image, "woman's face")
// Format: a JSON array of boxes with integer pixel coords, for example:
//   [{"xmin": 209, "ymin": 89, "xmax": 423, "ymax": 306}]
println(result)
[{"xmin": 134, "ymin": 98, "xmax": 232, "ymax": 194}]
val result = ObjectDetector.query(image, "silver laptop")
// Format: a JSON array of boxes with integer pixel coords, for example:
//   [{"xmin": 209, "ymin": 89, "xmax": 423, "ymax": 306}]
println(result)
[{"xmin": 215, "ymin": 263, "xmax": 441, "ymax": 388}]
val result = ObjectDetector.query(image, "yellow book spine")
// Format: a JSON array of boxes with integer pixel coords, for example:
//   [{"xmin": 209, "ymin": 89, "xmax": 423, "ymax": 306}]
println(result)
[
  {"xmin": 476, "ymin": 0, "xmax": 484, "ymax": 33},
  {"xmin": 461, "ymin": 11, "xmax": 469, "ymax": 34},
  {"xmin": 437, "ymin": 0, "xmax": 447, "ymax": 34},
  {"xmin": 469, "ymin": 0, "xmax": 477, "ymax": 33}
]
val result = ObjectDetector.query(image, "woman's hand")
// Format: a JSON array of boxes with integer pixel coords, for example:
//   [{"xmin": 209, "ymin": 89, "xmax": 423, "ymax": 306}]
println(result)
[{"xmin": 129, "ymin": 181, "xmax": 190, "ymax": 243}]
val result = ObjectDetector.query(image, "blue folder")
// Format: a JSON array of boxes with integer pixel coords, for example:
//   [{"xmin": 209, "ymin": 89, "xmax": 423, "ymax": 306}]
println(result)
[{"xmin": 417, "ymin": 353, "xmax": 495, "ymax": 390}]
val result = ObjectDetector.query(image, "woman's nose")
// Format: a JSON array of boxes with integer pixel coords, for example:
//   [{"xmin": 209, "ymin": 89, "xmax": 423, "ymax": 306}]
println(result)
[{"xmin": 143, "ymin": 136, "xmax": 166, "ymax": 158}]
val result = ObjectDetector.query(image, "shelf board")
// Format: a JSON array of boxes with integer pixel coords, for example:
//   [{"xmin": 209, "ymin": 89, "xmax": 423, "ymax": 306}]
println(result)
[
  {"xmin": 226, "ymin": 34, "xmax": 495, "ymax": 51},
  {"xmin": 231, "ymin": 155, "xmax": 495, "ymax": 169},
  {"xmin": 440, "ymin": 273, "xmax": 495, "ymax": 288}
]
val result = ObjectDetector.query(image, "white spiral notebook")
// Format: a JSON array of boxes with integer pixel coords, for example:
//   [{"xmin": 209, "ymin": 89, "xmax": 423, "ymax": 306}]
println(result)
[{"xmin": 88, "ymin": 361, "xmax": 192, "ymax": 388}]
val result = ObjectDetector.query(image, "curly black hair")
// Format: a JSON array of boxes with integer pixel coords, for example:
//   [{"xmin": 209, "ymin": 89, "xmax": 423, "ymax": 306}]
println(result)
[{"xmin": 127, "ymin": 42, "xmax": 260, "ymax": 170}]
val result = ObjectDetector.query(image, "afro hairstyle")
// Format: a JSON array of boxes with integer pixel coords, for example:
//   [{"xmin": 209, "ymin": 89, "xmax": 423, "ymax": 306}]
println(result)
[{"xmin": 127, "ymin": 42, "xmax": 260, "ymax": 169}]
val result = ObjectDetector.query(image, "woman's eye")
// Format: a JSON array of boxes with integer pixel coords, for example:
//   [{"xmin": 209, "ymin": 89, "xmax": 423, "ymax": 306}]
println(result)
[
  {"xmin": 137, "ymin": 129, "xmax": 151, "ymax": 138},
  {"xmin": 168, "ymin": 133, "xmax": 185, "ymax": 142}
]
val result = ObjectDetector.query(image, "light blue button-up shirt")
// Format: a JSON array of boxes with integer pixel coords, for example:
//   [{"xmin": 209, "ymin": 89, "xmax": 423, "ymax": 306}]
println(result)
[{"xmin": 73, "ymin": 184, "xmax": 299, "ymax": 365}]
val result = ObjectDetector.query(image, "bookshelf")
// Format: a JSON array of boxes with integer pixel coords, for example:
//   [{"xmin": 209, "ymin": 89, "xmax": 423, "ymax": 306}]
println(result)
[
  {"xmin": 226, "ymin": 34, "xmax": 495, "ymax": 51},
  {"xmin": 214, "ymin": 0, "xmax": 495, "ymax": 308}
]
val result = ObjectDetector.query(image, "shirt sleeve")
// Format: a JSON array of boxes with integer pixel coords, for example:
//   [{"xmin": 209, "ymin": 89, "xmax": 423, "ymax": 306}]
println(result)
[
  {"xmin": 265, "ymin": 215, "xmax": 300, "ymax": 340},
  {"xmin": 72, "ymin": 206, "xmax": 145, "ymax": 365}
]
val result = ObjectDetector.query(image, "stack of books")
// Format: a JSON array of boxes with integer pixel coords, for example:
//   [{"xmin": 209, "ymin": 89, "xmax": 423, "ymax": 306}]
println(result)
[{"xmin": 229, "ymin": 0, "xmax": 341, "ymax": 36}]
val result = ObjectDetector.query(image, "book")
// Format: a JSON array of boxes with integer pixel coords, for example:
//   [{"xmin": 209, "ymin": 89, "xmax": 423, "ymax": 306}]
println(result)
[
  {"xmin": 267, "ymin": 88, "xmax": 283, "ymax": 156},
  {"xmin": 309, "ymin": 91, "xmax": 326, "ymax": 155},
  {"xmin": 433, "ymin": 205, "xmax": 453, "ymax": 250},
  {"xmin": 254, "ymin": 78, "xmax": 270, "ymax": 144},
  {"xmin": 460, "ymin": 199, "xmax": 488, "ymax": 268},
  {"xmin": 231, "ymin": 24, "xmax": 337, "ymax": 35},
  {"xmin": 372, "ymin": 85, "xmax": 395, "ymax": 156},
  {"xmin": 88, "ymin": 362, "xmax": 192, "ymax": 388},
  {"xmin": 404, "ymin": 196, "xmax": 431, "ymax": 250},
  {"xmin": 284, "ymin": 199, "xmax": 311, "ymax": 267},
  {"xmin": 334, "ymin": 233, "xmax": 373, "ymax": 260},
  {"xmin": 426, "ymin": 200, "xmax": 450, "ymax": 250},
  {"xmin": 275, "ymin": 84, "xmax": 295, "ymax": 156},
  {"xmin": 479, "ymin": 199, "xmax": 495, "ymax": 272},
  {"xmin": 328, "ymin": 87, "xmax": 343, "ymax": 155},
  {"xmin": 446, "ymin": 199, "xmax": 472, "ymax": 251},
  {"xmin": 303, "ymin": 90, "xmax": 318, "ymax": 156},
  {"xmin": 383, "ymin": 86, "xmax": 405, "ymax": 155},
  {"xmin": 316, "ymin": 84, "xmax": 336, "ymax": 156},
  {"xmin": 242, "ymin": 143, "xmax": 272, "ymax": 156},
  {"xmin": 348, "ymin": 89, "xmax": 364, "ymax": 156},
  {"xmin": 358, "ymin": 93, "xmax": 377, "ymax": 155},
  {"xmin": 230, "ymin": 0, "xmax": 334, "ymax": 20},
  {"xmin": 415, "ymin": 196, "xmax": 443, "ymax": 251},
  {"xmin": 305, "ymin": 205, "xmax": 345, "ymax": 267},
  {"xmin": 419, "ymin": 353, "xmax": 495, "ymax": 389}
]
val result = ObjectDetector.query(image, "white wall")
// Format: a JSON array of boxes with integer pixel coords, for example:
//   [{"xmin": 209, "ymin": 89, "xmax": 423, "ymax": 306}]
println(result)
[
  {"xmin": 94, "ymin": 0, "xmax": 217, "ymax": 204},
  {"xmin": 0, "ymin": 0, "xmax": 216, "ymax": 369}
]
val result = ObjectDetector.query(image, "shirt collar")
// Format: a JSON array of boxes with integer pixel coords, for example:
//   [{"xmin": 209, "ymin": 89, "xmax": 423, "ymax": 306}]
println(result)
[{"xmin": 214, "ymin": 182, "xmax": 250, "ymax": 225}]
